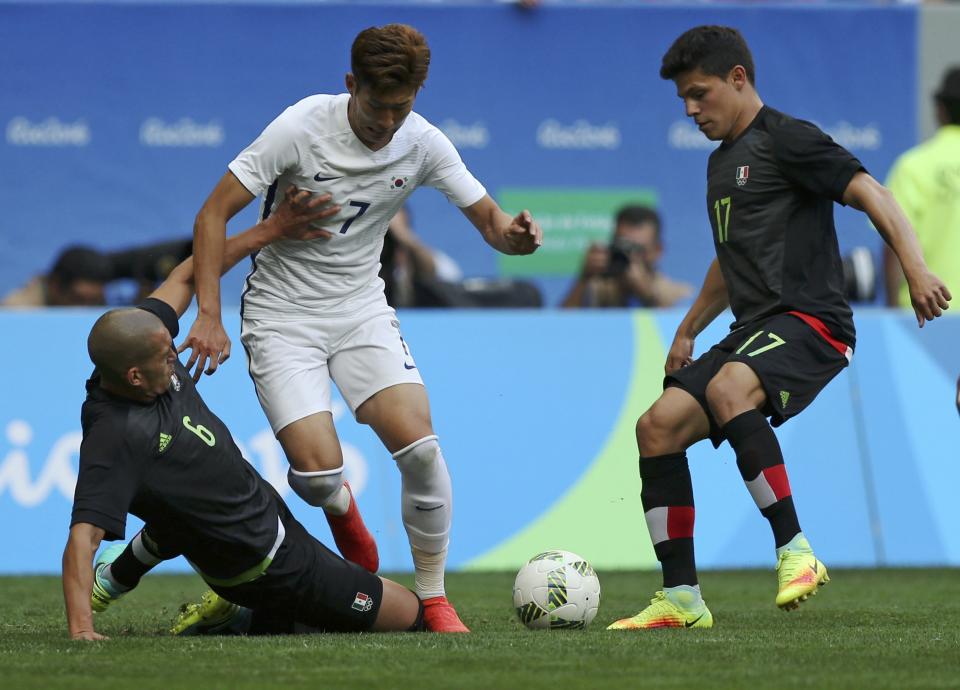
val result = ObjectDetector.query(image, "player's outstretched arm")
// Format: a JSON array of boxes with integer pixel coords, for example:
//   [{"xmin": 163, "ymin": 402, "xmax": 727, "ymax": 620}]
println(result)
[
  {"xmin": 842, "ymin": 172, "xmax": 952, "ymax": 327},
  {"xmin": 152, "ymin": 188, "xmax": 340, "ymax": 321},
  {"xmin": 666, "ymin": 258, "xmax": 729, "ymax": 374},
  {"xmin": 181, "ymin": 172, "xmax": 259, "ymax": 380},
  {"xmin": 62, "ymin": 522, "xmax": 106, "ymax": 641},
  {"xmin": 460, "ymin": 194, "xmax": 543, "ymax": 256}
]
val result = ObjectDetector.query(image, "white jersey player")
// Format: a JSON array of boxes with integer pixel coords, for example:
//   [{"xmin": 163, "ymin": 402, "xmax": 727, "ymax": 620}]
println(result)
[{"xmin": 181, "ymin": 24, "xmax": 542, "ymax": 633}]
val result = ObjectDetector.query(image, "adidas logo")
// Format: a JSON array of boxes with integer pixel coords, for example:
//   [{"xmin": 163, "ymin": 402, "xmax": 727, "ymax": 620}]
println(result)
[
  {"xmin": 780, "ymin": 391, "xmax": 790, "ymax": 409},
  {"xmin": 159, "ymin": 432, "xmax": 172, "ymax": 453}
]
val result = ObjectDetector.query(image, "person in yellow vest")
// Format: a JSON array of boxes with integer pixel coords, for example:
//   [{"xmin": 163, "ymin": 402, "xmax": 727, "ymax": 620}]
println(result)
[{"xmin": 884, "ymin": 66, "xmax": 960, "ymax": 308}]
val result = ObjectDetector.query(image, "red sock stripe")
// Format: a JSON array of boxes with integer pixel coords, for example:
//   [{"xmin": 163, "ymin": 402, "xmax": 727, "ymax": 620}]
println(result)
[
  {"xmin": 762, "ymin": 464, "xmax": 792, "ymax": 501},
  {"xmin": 666, "ymin": 506, "xmax": 695, "ymax": 540}
]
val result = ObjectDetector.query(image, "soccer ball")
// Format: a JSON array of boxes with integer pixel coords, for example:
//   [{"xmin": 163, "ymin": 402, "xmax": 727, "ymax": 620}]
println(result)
[{"xmin": 513, "ymin": 549, "xmax": 601, "ymax": 630}]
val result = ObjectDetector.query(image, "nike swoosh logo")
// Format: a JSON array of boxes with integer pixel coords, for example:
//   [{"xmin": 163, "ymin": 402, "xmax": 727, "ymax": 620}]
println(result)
[
  {"xmin": 811, "ymin": 561, "xmax": 818, "ymax": 574},
  {"xmin": 685, "ymin": 613, "xmax": 705, "ymax": 628},
  {"xmin": 403, "ymin": 363, "xmax": 417, "ymax": 370},
  {"xmin": 415, "ymin": 504, "xmax": 444, "ymax": 512},
  {"xmin": 313, "ymin": 174, "xmax": 341, "ymax": 181}
]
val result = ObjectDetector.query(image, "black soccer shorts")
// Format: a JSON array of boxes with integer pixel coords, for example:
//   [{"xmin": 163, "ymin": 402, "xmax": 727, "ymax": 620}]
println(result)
[
  {"xmin": 213, "ymin": 506, "xmax": 384, "ymax": 633},
  {"xmin": 665, "ymin": 312, "xmax": 850, "ymax": 448}
]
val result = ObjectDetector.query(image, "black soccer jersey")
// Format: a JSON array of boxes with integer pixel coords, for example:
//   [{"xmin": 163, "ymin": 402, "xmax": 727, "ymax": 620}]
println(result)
[
  {"xmin": 71, "ymin": 299, "xmax": 283, "ymax": 581},
  {"xmin": 706, "ymin": 106, "xmax": 863, "ymax": 348}
]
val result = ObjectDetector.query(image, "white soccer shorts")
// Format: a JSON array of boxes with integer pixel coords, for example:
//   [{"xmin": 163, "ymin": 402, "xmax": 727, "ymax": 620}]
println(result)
[{"xmin": 240, "ymin": 305, "xmax": 424, "ymax": 434}]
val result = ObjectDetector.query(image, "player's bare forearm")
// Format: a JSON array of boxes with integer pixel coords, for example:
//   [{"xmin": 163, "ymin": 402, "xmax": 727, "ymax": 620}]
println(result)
[
  {"xmin": 154, "ymin": 188, "xmax": 340, "ymax": 318},
  {"xmin": 462, "ymin": 195, "xmax": 543, "ymax": 256},
  {"xmin": 677, "ymin": 259, "xmax": 728, "ymax": 338},
  {"xmin": 844, "ymin": 173, "xmax": 925, "ymax": 276},
  {"xmin": 882, "ymin": 246, "xmax": 903, "ymax": 308},
  {"xmin": 62, "ymin": 523, "xmax": 105, "ymax": 641},
  {"xmin": 151, "ymin": 222, "xmax": 285, "ymax": 317},
  {"xmin": 844, "ymin": 172, "xmax": 951, "ymax": 325},
  {"xmin": 665, "ymin": 260, "xmax": 726, "ymax": 373},
  {"xmin": 192, "ymin": 210, "xmax": 227, "ymax": 320}
]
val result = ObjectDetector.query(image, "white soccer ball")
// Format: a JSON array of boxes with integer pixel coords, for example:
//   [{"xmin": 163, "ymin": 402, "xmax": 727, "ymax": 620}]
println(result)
[{"xmin": 512, "ymin": 549, "xmax": 601, "ymax": 630}]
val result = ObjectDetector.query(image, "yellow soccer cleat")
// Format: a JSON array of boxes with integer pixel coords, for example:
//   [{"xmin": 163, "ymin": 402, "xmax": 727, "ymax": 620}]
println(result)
[
  {"xmin": 776, "ymin": 550, "xmax": 829, "ymax": 610},
  {"xmin": 170, "ymin": 590, "xmax": 248, "ymax": 636},
  {"xmin": 607, "ymin": 591, "xmax": 713, "ymax": 630}
]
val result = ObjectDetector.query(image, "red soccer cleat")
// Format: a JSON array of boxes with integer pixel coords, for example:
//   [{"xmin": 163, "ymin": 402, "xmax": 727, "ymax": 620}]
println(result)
[
  {"xmin": 324, "ymin": 481, "xmax": 379, "ymax": 573},
  {"xmin": 422, "ymin": 596, "xmax": 470, "ymax": 633}
]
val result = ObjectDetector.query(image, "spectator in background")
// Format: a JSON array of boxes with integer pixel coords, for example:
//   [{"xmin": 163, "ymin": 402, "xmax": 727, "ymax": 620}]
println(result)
[
  {"xmin": 561, "ymin": 205, "xmax": 692, "ymax": 308},
  {"xmin": 884, "ymin": 66, "xmax": 960, "ymax": 308},
  {"xmin": 2, "ymin": 246, "xmax": 112, "ymax": 307},
  {"xmin": 3, "ymin": 239, "xmax": 194, "ymax": 308},
  {"xmin": 109, "ymin": 238, "xmax": 193, "ymax": 303},
  {"xmin": 380, "ymin": 206, "xmax": 463, "ymax": 309}
]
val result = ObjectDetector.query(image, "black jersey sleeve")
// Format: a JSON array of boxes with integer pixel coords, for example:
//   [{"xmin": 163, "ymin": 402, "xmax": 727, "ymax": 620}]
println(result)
[
  {"xmin": 71, "ymin": 418, "xmax": 139, "ymax": 540},
  {"xmin": 137, "ymin": 298, "xmax": 180, "ymax": 339},
  {"xmin": 771, "ymin": 118, "xmax": 865, "ymax": 203}
]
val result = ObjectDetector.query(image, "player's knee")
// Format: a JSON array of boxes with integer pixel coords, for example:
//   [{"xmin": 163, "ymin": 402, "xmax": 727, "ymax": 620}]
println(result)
[
  {"xmin": 705, "ymin": 372, "xmax": 744, "ymax": 419},
  {"xmin": 392, "ymin": 435, "xmax": 440, "ymax": 475},
  {"xmin": 635, "ymin": 406, "xmax": 677, "ymax": 455},
  {"xmin": 287, "ymin": 467, "xmax": 344, "ymax": 507}
]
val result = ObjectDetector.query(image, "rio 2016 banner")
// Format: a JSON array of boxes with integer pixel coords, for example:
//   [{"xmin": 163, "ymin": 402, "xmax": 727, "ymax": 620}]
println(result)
[
  {"xmin": 0, "ymin": 309, "xmax": 958, "ymax": 574},
  {"xmin": 0, "ymin": 3, "xmax": 916, "ymax": 306}
]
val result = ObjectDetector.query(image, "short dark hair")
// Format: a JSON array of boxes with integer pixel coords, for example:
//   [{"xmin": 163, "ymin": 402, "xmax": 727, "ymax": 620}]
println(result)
[
  {"xmin": 49, "ymin": 246, "xmax": 112, "ymax": 285},
  {"xmin": 935, "ymin": 66, "xmax": 960, "ymax": 125},
  {"xmin": 615, "ymin": 205, "xmax": 661, "ymax": 240},
  {"xmin": 660, "ymin": 25, "xmax": 755, "ymax": 86},
  {"xmin": 351, "ymin": 24, "xmax": 431, "ymax": 92}
]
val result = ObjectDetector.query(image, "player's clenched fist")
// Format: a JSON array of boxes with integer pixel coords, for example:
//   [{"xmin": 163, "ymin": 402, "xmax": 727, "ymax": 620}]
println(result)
[{"xmin": 504, "ymin": 210, "xmax": 543, "ymax": 255}]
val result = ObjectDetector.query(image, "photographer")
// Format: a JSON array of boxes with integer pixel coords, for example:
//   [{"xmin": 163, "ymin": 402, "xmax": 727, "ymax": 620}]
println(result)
[{"xmin": 561, "ymin": 205, "xmax": 691, "ymax": 308}]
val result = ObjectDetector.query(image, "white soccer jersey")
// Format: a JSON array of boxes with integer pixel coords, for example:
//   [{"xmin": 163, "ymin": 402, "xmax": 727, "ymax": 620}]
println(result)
[{"xmin": 229, "ymin": 93, "xmax": 487, "ymax": 318}]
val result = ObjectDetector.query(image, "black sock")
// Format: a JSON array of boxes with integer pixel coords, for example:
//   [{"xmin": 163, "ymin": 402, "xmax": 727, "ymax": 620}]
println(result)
[
  {"xmin": 639, "ymin": 452, "xmax": 697, "ymax": 588},
  {"xmin": 723, "ymin": 410, "xmax": 801, "ymax": 549},
  {"xmin": 108, "ymin": 548, "xmax": 150, "ymax": 589},
  {"xmin": 108, "ymin": 528, "xmax": 173, "ymax": 588}
]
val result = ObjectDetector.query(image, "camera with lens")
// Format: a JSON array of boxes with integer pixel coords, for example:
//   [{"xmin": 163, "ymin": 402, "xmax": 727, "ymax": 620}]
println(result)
[{"xmin": 607, "ymin": 237, "xmax": 650, "ymax": 276}]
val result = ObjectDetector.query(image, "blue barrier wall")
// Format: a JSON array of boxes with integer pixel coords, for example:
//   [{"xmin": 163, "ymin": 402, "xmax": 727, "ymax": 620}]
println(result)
[
  {"xmin": 1, "ymin": 3, "xmax": 917, "ymax": 305},
  {"xmin": 1, "ymin": 309, "xmax": 957, "ymax": 574}
]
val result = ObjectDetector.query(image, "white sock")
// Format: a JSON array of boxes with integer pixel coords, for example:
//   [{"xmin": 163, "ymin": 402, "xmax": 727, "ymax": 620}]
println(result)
[
  {"xmin": 287, "ymin": 467, "xmax": 350, "ymax": 515},
  {"xmin": 323, "ymin": 484, "xmax": 351, "ymax": 516},
  {"xmin": 393, "ymin": 435, "xmax": 452, "ymax": 597},
  {"xmin": 411, "ymin": 546, "xmax": 447, "ymax": 599},
  {"xmin": 100, "ymin": 564, "xmax": 132, "ymax": 593},
  {"xmin": 393, "ymin": 435, "xmax": 452, "ymax": 553}
]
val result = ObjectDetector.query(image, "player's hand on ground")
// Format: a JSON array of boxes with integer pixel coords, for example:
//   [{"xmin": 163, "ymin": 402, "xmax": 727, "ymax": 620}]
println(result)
[
  {"xmin": 179, "ymin": 312, "xmax": 231, "ymax": 382},
  {"xmin": 665, "ymin": 332, "xmax": 695, "ymax": 375},
  {"xmin": 71, "ymin": 629, "xmax": 108, "ymax": 641},
  {"xmin": 269, "ymin": 186, "xmax": 341, "ymax": 241},
  {"xmin": 504, "ymin": 210, "xmax": 543, "ymax": 255},
  {"xmin": 906, "ymin": 269, "xmax": 951, "ymax": 328}
]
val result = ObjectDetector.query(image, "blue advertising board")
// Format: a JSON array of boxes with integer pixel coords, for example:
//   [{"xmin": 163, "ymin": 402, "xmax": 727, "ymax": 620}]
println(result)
[
  {"xmin": 0, "ymin": 3, "xmax": 917, "ymax": 305},
  {"xmin": 1, "ymin": 308, "xmax": 957, "ymax": 574}
]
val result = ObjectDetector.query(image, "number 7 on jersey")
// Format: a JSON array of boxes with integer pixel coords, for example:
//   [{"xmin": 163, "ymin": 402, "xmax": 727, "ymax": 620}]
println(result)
[{"xmin": 339, "ymin": 200, "xmax": 371, "ymax": 234}]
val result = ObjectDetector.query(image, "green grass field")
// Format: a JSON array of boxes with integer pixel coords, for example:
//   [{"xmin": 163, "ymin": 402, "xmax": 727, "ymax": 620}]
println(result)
[{"xmin": 2, "ymin": 569, "xmax": 958, "ymax": 690}]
